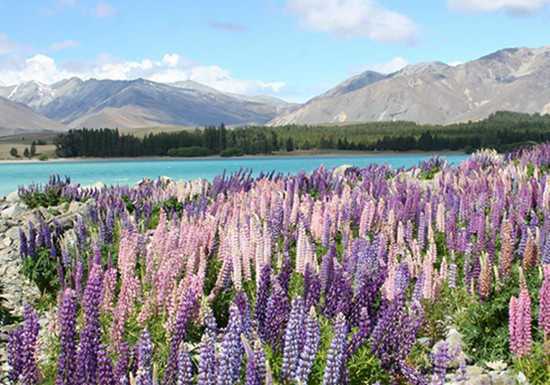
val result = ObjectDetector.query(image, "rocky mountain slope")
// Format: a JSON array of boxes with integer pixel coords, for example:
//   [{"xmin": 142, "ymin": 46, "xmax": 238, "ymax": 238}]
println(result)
[
  {"xmin": 0, "ymin": 78, "xmax": 296, "ymax": 131},
  {"xmin": 0, "ymin": 97, "xmax": 66, "ymax": 136},
  {"xmin": 270, "ymin": 46, "xmax": 550, "ymax": 125}
]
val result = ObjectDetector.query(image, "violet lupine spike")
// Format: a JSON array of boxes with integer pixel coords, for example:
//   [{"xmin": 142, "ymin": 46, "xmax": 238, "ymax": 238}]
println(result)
[
  {"xmin": 114, "ymin": 342, "xmax": 130, "ymax": 385},
  {"xmin": 430, "ymin": 341, "xmax": 453, "ymax": 385},
  {"xmin": 303, "ymin": 264, "xmax": 321, "ymax": 310},
  {"xmin": 255, "ymin": 264, "xmax": 271, "ymax": 339},
  {"xmin": 322, "ymin": 313, "xmax": 348, "ymax": 385},
  {"xmin": 281, "ymin": 297, "xmax": 306, "ymax": 381},
  {"xmin": 176, "ymin": 345, "xmax": 193, "ymax": 385},
  {"xmin": 216, "ymin": 305, "xmax": 243, "ymax": 385},
  {"xmin": 97, "ymin": 344, "xmax": 116, "ymax": 385},
  {"xmin": 56, "ymin": 288, "xmax": 78, "ymax": 385},
  {"xmin": 7, "ymin": 327, "xmax": 23, "ymax": 383},
  {"xmin": 19, "ymin": 228, "xmax": 28, "ymax": 257},
  {"xmin": 136, "ymin": 330, "xmax": 154, "ymax": 385},
  {"xmin": 234, "ymin": 290, "xmax": 253, "ymax": 336},
  {"xmin": 254, "ymin": 340, "xmax": 267, "ymax": 385},
  {"xmin": 295, "ymin": 307, "xmax": 321, "ymax": 385},
  {"xmin": 164, "ymin": 284, "xmax": 199, "ymax": 385},
  {"xmin": 263, "ymin": 280, "xmax": 290, "ymax": 348},
  {"xmin": 19, "ymin": 305, "xmax": 41, "ymax": 385},
  {"xmin": 76, "ymin": 264, "xmax": 104, "ymax": 385},
  {"xmin": 197, "ymin": 333, "xmax": 217, "ymax": 385},
  {"xmin": 539, "ymin": 266, "xmax": 550, "ymax": 338},
  {"xmin": 242, "ymin": 336, "xmax": 262, "ymax": 385}
]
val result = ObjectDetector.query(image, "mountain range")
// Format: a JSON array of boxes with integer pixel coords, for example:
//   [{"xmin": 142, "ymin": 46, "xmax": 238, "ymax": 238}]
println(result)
[
  {"xmin": 0, "ymin": 45, "xmax": 549, "ymax": 136},
  {"xmin": 271, "ymin": 46, "xmax": 550, "ymax": 126}
]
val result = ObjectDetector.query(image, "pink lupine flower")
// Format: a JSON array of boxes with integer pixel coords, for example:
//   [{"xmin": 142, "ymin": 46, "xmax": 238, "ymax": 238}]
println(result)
[
  {"xmin": 509, "ymin": 276, "xmax": 533, "ymax": 357},
  {"xmin": 539, "ymin": 265, "xmax": 550, "ymax": 339}
]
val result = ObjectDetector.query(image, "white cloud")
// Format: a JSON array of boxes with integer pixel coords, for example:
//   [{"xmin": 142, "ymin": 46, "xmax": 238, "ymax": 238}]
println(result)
[
  {"xmin": 94, "ymin": 2, "xmax": 116, "ymax": 17},
  {"xmin": 449, "ymin": 0, "xmax": 550, "ymax": 13},
  {"xmin": 287, "ymin": 0, "xmax": 418, "ymax": 43},
  {"xmin": 367, "ymin": 57, "xmax": 409, "ymax": 74},
  {"xmin": 0, "ymin": 33, "xmax": 16, "ymax": 55},
  {"xmin": 50, "ymin": 40, "xmax": 80, "ymax": 51},
  {"xmin": 0, "ymin": 53, "xmax": 286, "ymax": 95}
]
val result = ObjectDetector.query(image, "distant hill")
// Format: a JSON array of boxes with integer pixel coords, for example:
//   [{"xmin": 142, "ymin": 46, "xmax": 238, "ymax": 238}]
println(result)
[
  {"xmin": 270, "ymin": 46, "xmax": 550, "ymax": 125},
  {"xmin": 0, "ymin": 96, "xmax": 66, "ymax": 137},
  {"xmin": 0, "ymin": 78, "xmax": 296, "ymax": 131}
]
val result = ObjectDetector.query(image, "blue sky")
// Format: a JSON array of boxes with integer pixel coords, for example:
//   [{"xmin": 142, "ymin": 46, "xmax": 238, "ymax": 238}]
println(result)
[{"xmin": 0, "ymin": 0, "xmax": 549, "ymax": 102}]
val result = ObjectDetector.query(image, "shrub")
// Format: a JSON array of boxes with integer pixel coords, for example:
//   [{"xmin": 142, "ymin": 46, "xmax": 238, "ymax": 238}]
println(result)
[
  {"xmin": 38, "ymin": 154, "xmax": 49, "ymax": 161},
  {"xmin": 220, "ymin": 147, "xmax": 244, "ymax": 157},
  {"xmin": 166, "ymin": 146, "xmax": 211, "ymax": 157}
]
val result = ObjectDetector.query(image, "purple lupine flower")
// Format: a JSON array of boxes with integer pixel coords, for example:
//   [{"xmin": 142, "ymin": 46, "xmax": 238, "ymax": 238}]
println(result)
[
  {"xmin": 76, "ymin": 264, "xmax": 103, "ymax": 385},
  {"xmin": 176, "ymin": 345, "xmax": 193, "ymax": 385},
  {"xmin": 20, "ymin": 305, "xmax": 40, "ymax": 385},
  {"xmin": 74, "ymin": 260, "xmax": 84, "ymax": 298},
  {"xmin": 97, "ymin": 345, "xmax": 115, "ymax": 385},
  {"xmin": 400, "ymin": 361, "xmax": 428, "ymax": 385},
  {"xmin": 255, "ymin": 264, "xmax": 271, "ymax": 339},
  {"xmin": 136, "ymin": 330, "xmax": 153, "ymax": 385},
  {"xmin": 263, "ymin": 280, "xmax": 290, "ymax": 348},
  {"xmin": 282, "ymin": 297, "xmax": 306, "ymax": 380},
  {"xmin": 164, "ymin": 285, "xmax": 198, "ymax": 385},
  {"xmin": 295, "ymin": 307, "xmax": 320, "ymax": 384},
  {"xmin": 348, "ymin": 307, "xmax": 371, "ymax": 357},
  {"xmin": 27, "ymin": 221, "xmax": 36, "ymax": 257},
  {"xmin": 19, "ymin": 228, "xmax": 28, "ymax": 257},
  {"xmin": 303, "ymin": 264, "xmax": 321, "ymax": 310},
  {"xmin": 216, "ymin": 305, "xmax": 243, "ymax": 385},
  {"xmin": 203, "ymin": 306, "xmax": 217, "ymax": 338},
  {"xmin": 254, "ymin": 340, "xmax": 267, "ymax": 384},
  {"xmin": 430, "ymin": 342, "xmax": 453, "ymax": 385},
  {"xmin": 243, "ymin": 337, "xmax": 261, "ymax": 385},
  {"xmin": 371, "ymin": 297, "xmax": 425, "ymax": 382},
  {"xmin": 114, "ymin": 342, "xmax": 130, "ymax": 385},
  {"xmin": 322, "ymin": 313, "xmax": 348, "ymax": 385},
  {"xmin": 56, "ymin": 288, "xmax": 78, "ymax": 385},
  {"xmin": 235, "ymin": 291, "xmax": 253, "ymax": 336},
  {"xmin": 197, "ymin": 333, "xmax": 217, "ymax": 385},
  {"xmin": 7, "ymin": 327, "xmax": 23, "ymax": 383}
]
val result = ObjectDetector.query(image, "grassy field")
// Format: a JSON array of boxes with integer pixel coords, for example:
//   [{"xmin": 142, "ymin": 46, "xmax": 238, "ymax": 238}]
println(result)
[{"xmin": 0, "ymin": 143, "xmax": 57, "ymax": 160}]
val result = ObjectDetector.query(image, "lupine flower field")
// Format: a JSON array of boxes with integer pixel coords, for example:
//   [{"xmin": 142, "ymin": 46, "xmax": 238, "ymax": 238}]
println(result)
[{"xmin": 5, "ymin": 144, "xmax": 550, "ymax": 385}]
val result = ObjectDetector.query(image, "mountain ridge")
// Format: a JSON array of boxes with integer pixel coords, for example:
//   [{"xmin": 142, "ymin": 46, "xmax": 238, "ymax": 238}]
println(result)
[{"xmin": 270, "ymin": 45, "xmax": 550, "ymax": 126}]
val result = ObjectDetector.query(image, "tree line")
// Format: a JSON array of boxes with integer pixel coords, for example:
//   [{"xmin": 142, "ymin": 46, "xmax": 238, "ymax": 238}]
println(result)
[{"xmin": 54, "ymin": 111, "xmax": 550, "ymax": 158}]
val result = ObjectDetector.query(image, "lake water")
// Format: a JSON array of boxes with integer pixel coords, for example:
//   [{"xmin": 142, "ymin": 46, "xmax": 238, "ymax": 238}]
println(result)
[{"xmin": 0, "ymin": 153, "xmax": 468, "ymax": 196}]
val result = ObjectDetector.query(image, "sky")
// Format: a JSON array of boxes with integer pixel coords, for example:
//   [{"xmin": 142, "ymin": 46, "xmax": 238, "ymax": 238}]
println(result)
[{"xmin": 0, "ymin": 0, "xmax": 549, "ymax": 102}]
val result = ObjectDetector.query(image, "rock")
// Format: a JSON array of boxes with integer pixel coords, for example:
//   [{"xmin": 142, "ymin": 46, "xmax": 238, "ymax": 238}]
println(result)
[
  {"xmin": 490, "ymin": 371, "xmax": 516, "ymax": 385},
  {"xmin": 1, "ymin": 237, "xmax": 12, "ymax": 248},
  {"xmin": 446, "ymin": 327, "xmax": 469, "ymax": 367},
  {"xmin": 5, "ymin": 191, "xmax": 19, "ymax": 203},
  {"xmin": 333, "ymin": 164, "xmax": 353, "ymax": 177},
  {"xmin": 159, "ymin": 176, "xmax": 173, "ymax": 184},
  {"xmin": 1, "ymin": 203, "xmax": 27, "ymax": 219}
]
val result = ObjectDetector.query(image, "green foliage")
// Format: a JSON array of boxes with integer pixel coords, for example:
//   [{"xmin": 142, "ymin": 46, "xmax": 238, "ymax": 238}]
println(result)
[
  {"xmin": 39, "ymin": 154, "xmax": 49, "ymax": 161},
  {"xmin": 19, "ymin": 190, "xmax": 68, "ymax": 208},
  {"xmin": 220, "ymin": 147, "xmax": 244, "ymax": 157},
  {"xmin": 348, "ymin": 344, "xmax": 392, "ymax": 385},
  {"xmin": 167, "ymin": 146, "xmax": 212, "ymax": 157},
  {"xmin": 512, "ymin": 343, "xmax": 550, "ymax": 385},
  {"xmin": 9, "ymin": 147, "xmax": 19, "ymax": 158},
  {"xmin": 455, "ymin": 267, "xmax": 542, "ymax": 364},
  {"xmin": 21, "ymin": 247, "xmax": 59, "ymax": 297}
]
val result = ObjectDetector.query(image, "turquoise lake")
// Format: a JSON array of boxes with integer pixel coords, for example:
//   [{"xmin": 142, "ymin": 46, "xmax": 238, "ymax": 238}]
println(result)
[{"xmin": 0, "ymin": 153, "xmax": 468, "ymax": 196}]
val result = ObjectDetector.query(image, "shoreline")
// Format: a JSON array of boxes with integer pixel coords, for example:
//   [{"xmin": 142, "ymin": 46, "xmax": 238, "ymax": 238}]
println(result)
[{"xmin": 0, "ymin": 149, "xmax": 467, "ymax": 165}]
